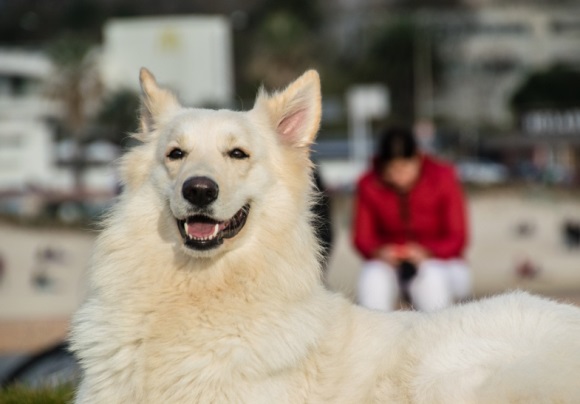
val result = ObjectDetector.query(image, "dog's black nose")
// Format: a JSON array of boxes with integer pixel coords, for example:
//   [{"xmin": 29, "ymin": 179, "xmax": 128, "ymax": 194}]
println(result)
[{"xmin": 182, "ymin": 176, "xmax": 219, "ymax": 207}]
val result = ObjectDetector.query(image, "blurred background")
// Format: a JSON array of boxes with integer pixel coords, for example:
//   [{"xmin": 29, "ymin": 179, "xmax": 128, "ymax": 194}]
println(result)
[{"xmin": 1, "ymin": 0, "xmax": 580, "ymax": 392}]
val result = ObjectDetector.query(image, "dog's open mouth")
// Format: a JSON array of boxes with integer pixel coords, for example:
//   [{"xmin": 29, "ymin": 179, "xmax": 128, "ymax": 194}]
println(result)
[{"xmin": 177, "ymin": 204, "xmax": 250, "ymax": 250}]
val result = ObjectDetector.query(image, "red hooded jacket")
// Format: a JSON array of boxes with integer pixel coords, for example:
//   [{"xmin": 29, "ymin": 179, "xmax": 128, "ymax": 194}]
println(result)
[{"xmin": 353, "ymin": 155, "xmax": 468, "ymax": 260}]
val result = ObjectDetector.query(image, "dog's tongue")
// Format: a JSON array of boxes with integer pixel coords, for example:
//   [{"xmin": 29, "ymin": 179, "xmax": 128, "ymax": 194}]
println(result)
[{"xmin": 187, "ymin": 222, "xmax": 217, "ymax": 238}]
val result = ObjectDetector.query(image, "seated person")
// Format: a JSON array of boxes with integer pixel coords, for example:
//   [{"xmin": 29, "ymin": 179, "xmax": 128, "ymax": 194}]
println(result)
[{"xmin": 353, "ymin": 126, "xmax": 471, "ymax": 312}]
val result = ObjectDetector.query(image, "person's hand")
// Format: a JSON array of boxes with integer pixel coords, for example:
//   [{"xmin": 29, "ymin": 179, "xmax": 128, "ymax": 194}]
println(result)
[
  {"xmin": 373, "ymin": 245, "xmax": 400, "ymax": 266},
  {"xmin": 404, "ymin": 243, "xmax": 430, "ymax": 265}
]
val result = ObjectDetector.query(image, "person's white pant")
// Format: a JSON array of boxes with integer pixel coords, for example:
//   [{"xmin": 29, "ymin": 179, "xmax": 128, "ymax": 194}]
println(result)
[{"xmin": 357, "ymin": 259, "xmax": 472, "ymax": 312}]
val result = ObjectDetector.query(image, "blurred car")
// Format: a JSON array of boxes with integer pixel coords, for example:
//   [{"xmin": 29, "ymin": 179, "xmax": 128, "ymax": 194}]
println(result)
[
  {"xmin": 0, "ymin": 342, "xmax": 80, "ymax": 389},
  {"xmin": 456, "ymin": 160, "xmax": 509, "ymax": 185}
]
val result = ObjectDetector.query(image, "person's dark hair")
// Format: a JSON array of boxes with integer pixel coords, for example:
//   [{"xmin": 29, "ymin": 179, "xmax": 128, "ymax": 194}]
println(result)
[{"xmin": 376, "ymin": 126, "xmax": 418, "ymax": 166}]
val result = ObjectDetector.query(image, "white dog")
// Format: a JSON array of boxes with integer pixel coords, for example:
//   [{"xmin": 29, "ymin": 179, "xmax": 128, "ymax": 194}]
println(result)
[{"xmin": 70, "ymin": 68, "xmax": 580, "ymax": 403}]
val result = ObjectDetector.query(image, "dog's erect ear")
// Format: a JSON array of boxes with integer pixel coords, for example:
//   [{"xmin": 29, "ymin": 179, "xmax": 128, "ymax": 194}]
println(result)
[
  {"xmin": 255, "ymin": 70, "xmax": 321, "ymax": 148},
  {"xmin": 138, "ymin": 67, "xmax": 181, "ymax": 136}
]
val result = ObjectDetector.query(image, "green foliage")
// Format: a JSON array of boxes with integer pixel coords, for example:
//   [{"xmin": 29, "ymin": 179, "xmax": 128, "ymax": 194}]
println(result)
[
  {"xmin": 351, "ymin": 16, "xmax": 441, "ymax": 124},
  {"xmin": 369, "ymin": 18, "xmax": 417, "ymax": 65},
  {"xmin": 45, "ymin": 35, "xmax": 94, "ymax": 68},
  {"xmin": 356, "ymin": 17, "xmax": 416, "ymax": 123},
  {"xmin": 393, "ymin": 0, "xmax": 463, "ymax": 8},
  {"xmin": 0, "ymin": 384, "xmax": 74, "ymax": 404},
  {"xmin": 96, "ymin": 89, "xmax": 141, "ymax": 146},
  {"xmin": 233, "ymin": 0, "xmax": 325, "ymax": 96},
  {"xmin": 62, "ymin": 0, "xmax": 106, "ymax": 34},
  {"xmin": 510, "ymin": 64, "xmax": 580, "ymax": 112},
  {"xmin": 258, "ymin": 11, "xmax": 311, "ymax": 49},
  {"xmin": 250, "ymin": 0, "xmax": 322, "ymax": 31}
]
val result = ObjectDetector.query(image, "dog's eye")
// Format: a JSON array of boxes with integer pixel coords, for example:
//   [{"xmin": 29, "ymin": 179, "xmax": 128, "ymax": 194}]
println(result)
[
  {"xmin": 167, "ymin": 148, "xmax": 185, "ymax": 160},
  {"xmin": 228, "ymin": 148, "xmax": 249, "ymax": 160}
]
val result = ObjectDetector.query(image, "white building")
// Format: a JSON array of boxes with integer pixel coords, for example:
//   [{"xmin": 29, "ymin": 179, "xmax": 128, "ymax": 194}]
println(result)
[
  {"xmin": 424, "ymin": 6, "xmax": 580, "ymax": 129},
  {"xmin": 101, "ymin": 15, "xmax": 234, "ymax": 107},
  {"xmin": 0, "ymin": 49, "xmax": 118, "ymax": 216},
  {"xmin": 0, "ymin": 50, "xmax": 65, "ymax": 193}
]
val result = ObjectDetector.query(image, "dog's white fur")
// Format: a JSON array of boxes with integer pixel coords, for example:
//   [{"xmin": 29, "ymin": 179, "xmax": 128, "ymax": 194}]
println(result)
[{"xmin": 71, "ymin": 69, "xmax": 580, "ymax": 403}]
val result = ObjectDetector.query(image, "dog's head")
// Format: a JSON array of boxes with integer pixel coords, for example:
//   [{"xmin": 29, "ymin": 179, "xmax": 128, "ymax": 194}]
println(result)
[{"xmin": 123, "ymin": 68, "xmax": 321, "ymax": 258}]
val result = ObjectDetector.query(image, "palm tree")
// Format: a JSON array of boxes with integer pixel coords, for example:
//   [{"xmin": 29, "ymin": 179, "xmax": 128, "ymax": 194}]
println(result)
[{"xmin": 45, "ymin": 35, "xmax": 103, "ymax": 194}]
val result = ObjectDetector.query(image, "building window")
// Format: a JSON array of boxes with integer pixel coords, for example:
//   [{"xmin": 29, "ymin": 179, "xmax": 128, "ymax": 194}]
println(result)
[
  {"xmin": 550, "ymin": 20, "xmax": 580, "ymax": 34},
  {"xmin": 0, "ymin": 75, "xmax": 39, "ymax": 96}
]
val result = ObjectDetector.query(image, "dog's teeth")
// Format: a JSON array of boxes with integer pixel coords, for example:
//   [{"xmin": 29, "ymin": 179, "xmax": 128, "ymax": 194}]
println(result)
[{"xmin": 212, "ymin": 224, "xmax": 219, "ymax": 238}]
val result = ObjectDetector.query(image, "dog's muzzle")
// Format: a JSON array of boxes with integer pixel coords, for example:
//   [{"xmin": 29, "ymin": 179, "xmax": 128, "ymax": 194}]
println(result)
[{"xmin": 176, "ymin": 204, "xmax": 250, "ymax": 250}]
